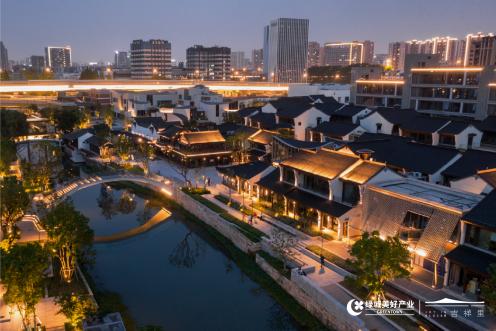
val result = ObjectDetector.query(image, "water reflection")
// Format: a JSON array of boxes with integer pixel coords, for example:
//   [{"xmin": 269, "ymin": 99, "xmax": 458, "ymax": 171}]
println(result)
[
  {"xmin": 168, "ymin": 231, "xmax": 206, "ymax": 269},
  {"xmin": 71, "ymin": 183, "xmax": 301, "ymax": 331}
]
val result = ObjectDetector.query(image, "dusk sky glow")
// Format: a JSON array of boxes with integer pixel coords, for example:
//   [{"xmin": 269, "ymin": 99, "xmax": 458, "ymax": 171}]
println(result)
[{"xmin": 1, "ymin": 0, "xmax": 495, "ymax": 63}]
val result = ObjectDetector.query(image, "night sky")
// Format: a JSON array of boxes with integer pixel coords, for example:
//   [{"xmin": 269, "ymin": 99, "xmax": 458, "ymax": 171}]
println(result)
[{"xmin": 1, "ymin": 0, "xmax": 495, "ymax": 63}]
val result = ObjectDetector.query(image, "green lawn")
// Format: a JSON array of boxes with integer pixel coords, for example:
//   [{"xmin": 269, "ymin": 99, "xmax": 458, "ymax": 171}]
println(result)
[
  {"xmin": 219, "ymin": 213, "xmax": 265, "ymax": 243},
  {"xmin": 215, "ymin": 194, "xmax": 255, "ymax": 216},
  {"xmin": 306, "ymin": 245, "xmax": 356, "ymax": 273}
]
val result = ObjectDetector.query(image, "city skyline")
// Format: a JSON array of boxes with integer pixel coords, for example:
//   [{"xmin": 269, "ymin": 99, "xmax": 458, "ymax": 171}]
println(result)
[{"xmin": 1, "ymin": 0, "xmax": 495, "ymax": 63}]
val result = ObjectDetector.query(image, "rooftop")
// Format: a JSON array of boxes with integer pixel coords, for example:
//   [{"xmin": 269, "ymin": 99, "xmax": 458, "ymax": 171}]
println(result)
[
  {"xmin": 340, "ymin": 161, "xmax": 386, "ymax": 184},
  {"xmin": 442, "ymin": 149, "xmax": 496, "ymax": 179},
  {"xmin": 274, "ymin": 136, "xmax": 333, "ymax": 150},
  {"xmin": 374, "ymin": 179, "xmax": 482, "ymax": 213},
  {"xmin": 463, "ymin": 190, "xmax": 496, "ymax": 230},
  {"xmin": 217, "ymin": 161, "xmax": 272, "ymax": 180},
  {"xmin": 248, "ymin": 129, "xmax": 276, "ymax": 145},
  {"xmin": 281, "ymin": 149, "xmax": 359, "ymax": 180},
  {"xmin": 179, "ymin": 130, "xmax": 225, "ymax": 145},
  {"xmin": 312, "ymin": 121, "xmax": 359, "ymax": 138},
  {"xmin": 348, "ymin": 133, "xmax": 460, "ymax": 175}
]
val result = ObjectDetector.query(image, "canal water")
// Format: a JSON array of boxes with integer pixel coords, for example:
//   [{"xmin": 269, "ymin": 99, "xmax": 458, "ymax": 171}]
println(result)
[{"xmin": 70, "ymin": 184, "xmax": 300, "ymax": 331}]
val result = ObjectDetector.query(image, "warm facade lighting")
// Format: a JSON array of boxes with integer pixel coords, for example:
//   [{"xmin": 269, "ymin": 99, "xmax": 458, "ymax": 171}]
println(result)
[
  {"xmin": 355, "ymin": 79, "xmax": 405, "ymax": 85},
  {"xmin": 0, "ymin": 81, "xmax": 290, "ymax": 93},
  {"xmin": 411, "ymin": 67, "xmax": 483, "ymax": 72}
]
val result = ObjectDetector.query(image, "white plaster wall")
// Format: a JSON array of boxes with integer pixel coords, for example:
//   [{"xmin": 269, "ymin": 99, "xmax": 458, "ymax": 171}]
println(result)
[
  {"xmin": 77, "ymin": 132, "xmax": 94, "ymax": 150},
  {"xmin": 455, "ymin": 126, "xmax": 483, "ymax": 150},
  {"xmin": 293, "ymin": 107, "xmax": 330, "ymax": 140},
  {"xmin": 261, "ymin": 103, "xmax": 278, "ymax": 114},
  {"xmin": 359, "ymin": 112, "xmax": 394, "ymax": 134}
]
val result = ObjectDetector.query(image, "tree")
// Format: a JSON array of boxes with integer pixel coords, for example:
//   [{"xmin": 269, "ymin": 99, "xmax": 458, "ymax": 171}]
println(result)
[
  {"xmin": 0, "ymin": 138, "xmax": 17, "ymax": 175},
  {"xmin": 226, "ymin": 130, "xmax": 250, "ymax": 163},
  {"xmin": 56, "ymin": 293, "xmax": 97, "ymax": 330},
  {"xmin": 138, "ymin": 142, "xmax": 155, "ymax": 175},
  {"xmin": 1, "ymin": 242, "xmax": 48, "ymax": 330},
  {"xmin": 53, "ymin": 108, "xmax": 84, "ymax": 132},
  {"xmin": 0, "ymin": 109, "xmax": 28, "ymax": 138},
  {"xmin": 349, "ymin": 231, "xmax": 411, "ymax": 300},
  {"xmin": 0, "ymin": 177, "xmax": 30, "ymax": 239},
  {"xmin": 79, "ymin": 68, "xmax": 100, "ymax": 80},
  {"xmin": 170, "ymin": 160, "xmax": 191, "ymax": 186},
  {"xmin": 269, "ymin": 229, "xmax": 298, "ymax": 271},
  {"xmin": 43, "ymin": 201, "xmax": 94, "ymax": 283},
  {"xmin": 114, "ymin": 134, "xmax": 135, "ymax": 161},
  {"xmin": 481, "ymin": 264, "xmax": 496, "ymax": 313},
  {"xmin": 20, "ymin": 141, "xmax": 61, "ymax": 192},
  {"xmin": 99, "ymin": 105, "xmax": 114, "ymax": 128}
]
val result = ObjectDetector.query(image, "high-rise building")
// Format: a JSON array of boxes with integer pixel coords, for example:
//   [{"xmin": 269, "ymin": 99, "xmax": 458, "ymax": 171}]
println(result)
[
  {"xmin": 265, "ymin": 18, "xmax": 309, "ymax": 82},
  {"xmin": 30, "ymin": 55, "xmax": 45, "ymax": 72},
  {"xmin": 114, "ymin": 51, "xmax": 130, "ymax": 68},
  {"xmin": 0, "ymin": 42, "xmax": 8, "ymax": 71},
  {"xmin": 186, "ymin": 45, "xmax": 231, "ymax": 80},
  {"xmin": 431, "ymin": 37, "xmax": 460, "ymax": 64},
  {"xmin": 44, "ymin": 46, "xmax": 71, "ymax": 70},
  {"xmin": 307, "ymin": 41, "xmax": 320, "ymax": 68},
  {"xmin": 231, "ymin": 51, "xmax": 247, "ymax": 69},
  {"xmin": 362, "ymin": 40, "xmax": 375, "ymax": 64},
  {"xmin": 263, "ymin": 25, "xmax": 270, "ymax": 75},
  {"xmin": 464, "ymin": 32, "xmax": 496, "ymax": 66},
  {"xmin": 388, "ymin": 41, "xmax": 407, "ymax": 72},
  {"xmin": 130, "ymin": 39, "xmax": 171, "ymax": 79},
  {"xmin": 252, "ymin": 49, "xmax": 263, "ymax": 70},
  {"xmin": 373, "ymin": 53, "xmax": 388, "ymax": 66},
  {"xmin": 323, "ymin": 42, "xmax": 364, "ymax": 66}
]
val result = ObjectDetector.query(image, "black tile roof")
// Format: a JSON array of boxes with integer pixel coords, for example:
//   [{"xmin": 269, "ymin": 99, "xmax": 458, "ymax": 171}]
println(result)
[
  {"xmin": 84, "ymin": 135, "xmax": 109, "ymax": 147},
  {"xmin": 310, "ymin": 95, "xmax": 339, "ymax": 104},
  {"xmin": 349, "ymin": 135, "xmax": 460, "ymax": 175},
  {"xmin": 445, "ymin": 244, "xmax": 496, "ymax": 276},
  {"xmin": 477, "ymin": 116, "xmax": 496, "ymax": 133},
  {"xmin": 160, "ymin": 125, "xmax": 183, "ymax": 139},
  {"xmin": 257, "ymin": 169, "xmax": 294, "ymax": 195},
  {"xmin": 62, "ymin": 128, "xmax": 93, "ymax": 140},
  {"xmin": 313, "ymin": 121, "xmax": 359, "ymax": 138},
  {"xmin": 437, "ymin": 121, "xmax": 472, "ymax": 135},
  {"xmin": 275, "ymin": 136, "xmax": 332, "ymax": 150},
  {"xmin": 442, "ymin": 149, "xmax": 496, "ymax": 179},
  {"xmin": 333, "ymin": 105, "xmax": 367, "ymax": 118},
  {"xmin": 237, "ymin": 107, "xmax": 261, "ymax": 118},
  {"xmin": 314, "ymin": 102, "xmax": 344, "ymax": 116},
  {"xmin": 134, "ymin": 117, "xmax": 169, "ymax": 130},
  {"xmin": 463, "ymin": 190, "xmax": 496, "ymax": 230},
  {"xmin": 362, "ymin": 108, "xmax": 417, "ymax": 125},
  {"xmin": 400, "ymin": 116, "xmax": 450, "ymax": 133},
  {"xmin": 250, "ymin": 112, "xmax": 276, "ymax": 129},
  {"xmin": 217, "ymin": 161, "xmax": 271, "ymax": 180}
]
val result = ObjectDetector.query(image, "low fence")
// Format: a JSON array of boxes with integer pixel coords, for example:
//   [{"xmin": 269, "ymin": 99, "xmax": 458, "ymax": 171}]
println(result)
[{"xmin": 256, "ymin": 254, "xmax": 367, "ymax": 331}]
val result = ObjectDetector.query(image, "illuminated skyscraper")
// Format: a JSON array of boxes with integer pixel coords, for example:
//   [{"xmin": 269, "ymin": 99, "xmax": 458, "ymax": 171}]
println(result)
[{"xmin": 265, "ymin": 18, "xmax": 309, "ymax": 82}]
